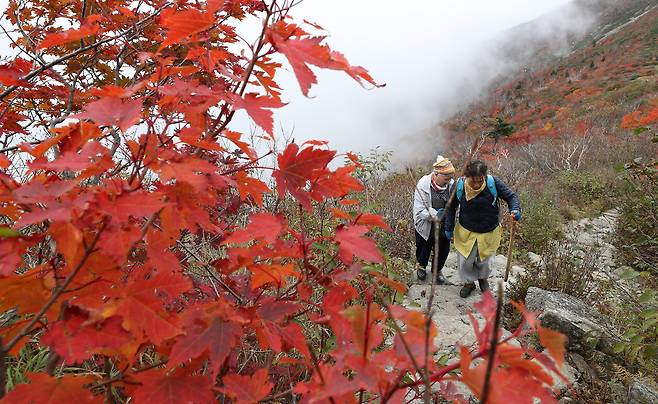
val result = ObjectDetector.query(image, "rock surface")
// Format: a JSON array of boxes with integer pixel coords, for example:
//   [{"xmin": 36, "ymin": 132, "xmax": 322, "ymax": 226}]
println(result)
[
  {"xmin": 406, "ymin": 253, "xmax": 521, "ymax": 353},
  {"xmin": 564, "ymin": 209, "xmax": 619, "ymax": 276},
  {"xmin": 525, "ymin": 287, "xmax": 613, "ymax": 355},
  {"xmin": 626, "ymin": 381, "xmax": 658, "ymax": 404},
  {"xmin": 401, "ymin": 209, "xmax": 654, "ymax": 401},
  {"xmin": 404, "ymin": 253, "xmax": 521, "ymax": 402}
]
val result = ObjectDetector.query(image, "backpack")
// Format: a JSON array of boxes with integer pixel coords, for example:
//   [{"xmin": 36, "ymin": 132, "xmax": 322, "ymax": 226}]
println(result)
[{"xmin": 455, "ymin": 175, "xmax": 497, "ymax": 206}]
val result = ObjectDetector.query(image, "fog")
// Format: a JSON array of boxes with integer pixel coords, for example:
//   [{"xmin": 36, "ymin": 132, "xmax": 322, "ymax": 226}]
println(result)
[
  {"xmin": 247, "ymin": 0, "xmax": 601, "ymax": 165},
  {"xmin": 0, "ymin": 0, "xmax": 602, "ymax": 167}
]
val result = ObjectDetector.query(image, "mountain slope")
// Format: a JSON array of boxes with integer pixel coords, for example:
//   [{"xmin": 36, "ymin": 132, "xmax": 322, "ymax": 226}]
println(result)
[{"xmin": 441, "ymin": 0, "xmax": 657, "ymax": 148}]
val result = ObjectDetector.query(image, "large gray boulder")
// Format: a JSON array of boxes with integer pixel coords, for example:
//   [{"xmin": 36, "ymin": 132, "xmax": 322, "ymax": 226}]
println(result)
[
  {"xmin": 525, "ymin": 287, "xmax": 613, "ymax": 356},
  {"xmin": 626, "ymin": 381, "xmax": 658, "ymax": 404}
]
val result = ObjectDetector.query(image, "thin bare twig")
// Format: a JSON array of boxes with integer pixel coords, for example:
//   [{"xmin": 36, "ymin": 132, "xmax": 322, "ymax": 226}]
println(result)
[
  {"xmin": 0, "ymin": 4, "xmax": 168, "ymax": 102},
  {"xmin": 209, "ymin": 2, "xmax": 274, "ymax": 138}
]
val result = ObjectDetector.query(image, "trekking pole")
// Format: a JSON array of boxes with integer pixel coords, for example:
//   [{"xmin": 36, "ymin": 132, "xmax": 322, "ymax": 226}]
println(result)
[{"xmin": 504, "ymin": 218, "xmax": 516, "ymax": 282}]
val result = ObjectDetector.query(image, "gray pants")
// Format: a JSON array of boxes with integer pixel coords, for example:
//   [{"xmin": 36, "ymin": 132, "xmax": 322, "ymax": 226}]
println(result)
[{"xmin": 457, "ymin": 242, "xmax": 494, "ymax": 283}]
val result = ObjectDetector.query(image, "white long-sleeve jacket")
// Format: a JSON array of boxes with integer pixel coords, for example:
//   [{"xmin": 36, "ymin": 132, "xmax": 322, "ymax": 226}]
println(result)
[{"xmin": 413, "ymin": 175, "xmax": 454, "ymax": 240}]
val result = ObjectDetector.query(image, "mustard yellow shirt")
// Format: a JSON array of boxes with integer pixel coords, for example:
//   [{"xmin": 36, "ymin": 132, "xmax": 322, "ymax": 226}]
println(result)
[{"xmin": 454, "ymin": 222, "xmax": 502, "ymax": 261}]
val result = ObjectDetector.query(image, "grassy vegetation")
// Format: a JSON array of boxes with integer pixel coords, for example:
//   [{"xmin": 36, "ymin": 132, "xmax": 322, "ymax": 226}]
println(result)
[{"xmin": 615, "ymin": 160, "xmax": 658, "ymax": 278}]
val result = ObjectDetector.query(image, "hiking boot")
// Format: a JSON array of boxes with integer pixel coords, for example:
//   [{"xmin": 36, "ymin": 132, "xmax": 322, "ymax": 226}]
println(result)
[
  {"xmin": 478, "ymin": 279, "xmax": 490, "ymax": 292},
  {"xmin": 459, "ymin": 283, "xmax": 476, "ymax": 298},
  {"xmin": 416, "ymin": 268, "xmax": 427, "ymax": 281},
  {"xmin": 435, "ymin": 271, "xmax": 447, "ymax": 285}
]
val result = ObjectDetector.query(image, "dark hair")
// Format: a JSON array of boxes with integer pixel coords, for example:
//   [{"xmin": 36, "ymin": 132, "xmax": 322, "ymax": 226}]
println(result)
[{"xmin": 464, "ymin": 160, "xmax": 488, "ymax": 177}]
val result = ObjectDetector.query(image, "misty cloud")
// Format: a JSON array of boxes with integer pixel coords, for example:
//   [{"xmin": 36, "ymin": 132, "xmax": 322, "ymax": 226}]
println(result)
[{"xmin": 245, "ymin": 0, "xmax": 612, "ymax": 169}]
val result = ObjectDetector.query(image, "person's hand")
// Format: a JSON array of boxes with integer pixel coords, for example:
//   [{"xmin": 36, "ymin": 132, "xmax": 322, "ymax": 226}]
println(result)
[
  {"xmin": 444, "ymin": 230, "xmax": 453, "ymax": 240},
  {"xmin": 510, "ymin": 210, "xmax": 521, "ymax": 222},
  {"xmin": 430, "ymin": 208, "xmax": 444, "ymax": 218}
]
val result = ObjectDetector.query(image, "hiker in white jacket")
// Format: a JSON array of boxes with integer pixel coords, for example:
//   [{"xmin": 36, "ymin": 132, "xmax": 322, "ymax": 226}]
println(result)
[{"xmin": 413, "ymin": 155, "xmax": 455, "ymax": 283}]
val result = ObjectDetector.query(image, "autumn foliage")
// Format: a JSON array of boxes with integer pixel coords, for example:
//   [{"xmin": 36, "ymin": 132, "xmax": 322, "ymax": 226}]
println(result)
[
  {"xmin": 0, "ymin": 1, "xmax": 566, "ymax": 402},
  {"xmin": 443, "ymin": 5, "xmax": 657, "ymax": 154}
]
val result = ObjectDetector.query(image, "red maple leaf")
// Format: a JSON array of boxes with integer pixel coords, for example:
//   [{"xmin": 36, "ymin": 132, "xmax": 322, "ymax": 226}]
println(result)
[
  {"xmin": 0, "ymin": 154, "xmax": 9, "ymax": 169},
  {"xmin": 101, "ymin": 270, "xmax": 192, "ymax": 345},
  {"xmin": 219, "ymin": 369, "xmax": 273, "ymax": 404},
  {"xmin": 41, "ymin": 307, "xmax": 132, "ymax": 363},
  {"xmin": 131, "ymin": 369, "xmax": 215, "ymax": 403},
  {"xmin": 0, "ymin": 65, "xmax": 29, "ymax": 86},
  {"xmin": 341, "ymin": 303, "xmax": 386, "ymax": 358},
  {"xmin": 38, "ymin": 22, "xmax": 100, "ymax": 49},
  {"xmin": 50, "ymin": 222, "xmax": 83, "ymax": 265},
  {"xmin": 312, "ymin": 166, "xmax": 364, "ymax": 199},
  {"xmin": 335, "ymin": 225, "xmax": 383, "ymax": 264},
  {"xmin": 459, "ymin": 346, "xmax": 558, "ymax": 404},
  {"xmin": 0, "ymin": 268, "xmax": 55, "ymax": 318},
  {"xmin": 73, "ymin": 96, "xmax": 142, "ymax": 131},
  {"xmin": 222, "ymin": 212, "xmax": 285, "ymax": 245},
  {"xmin": 266, "ymin": 30, "xmax": 326, "ymax": 96},
  {"xmin": 231, "ymin": 93, "xmax": 285, "ymax": 135},
  {"xmin": 178, "ymin": 127, "xmax": 224, "ymax": 152},
  {"xmin": 496, "ymin": 345, "xmax": 554, "ymax": 386},
  {"xmin": 267, "ymin": 21, "xmax": 380, "ymax": 96},
  {"xmin": 29, "ymin": 141, "xmax": 111, "ymax": 173},
  {"xmin": 0, "ymin": 238, "xmax": 24, "ymax": 277},
  {"xmin": 538, "ymin": 326, "xmax": 567, "ymax": 368},
  {"xmin": 620, "ymin": 111, "xmax": 642, "ymax": 129},
  {"xmin": 159, "ymin": 9, "xmax": 214, "ymax": 49},
  {"xmin": 97, "ymin": 191, "xmax": 171, "ymax": 223},
  {"xmin": 329, "ymin": 207, "xmax": 352, "ymax": 220},
  {"xmin": 222, "ymin": 130, "xmax": 257, "ymax": 161},
  {"xmin": 2, "ymin": 373, "xmax": 100, "ymax": 403},
  {"xmin": 354, "ymin": 213, "xmax": 392, "ymax": 231},
  {"xmin": 345, "ymin": 151, "xmax": 363, "ymax": 168},
  {"xmin": 273, "ymin": 143, "xmax": 335, "ymax": 207},
  {"xmin": 15, "ymin": 193, "xmax": 93, "ymax": 227},
  {"xmin": 234, "ymin": 171, "xmax": 269, "ymax": 206},
  {"xmin": 249, "ymin": 263, "xmax": 299, "ymax": 290},
  {"xmin": 168, "ymin": 312, "xmax": 241, "ymax": 377},
  {"xmin": 639, "ymin": 106, "xmax": 658, "ymax": 125}
]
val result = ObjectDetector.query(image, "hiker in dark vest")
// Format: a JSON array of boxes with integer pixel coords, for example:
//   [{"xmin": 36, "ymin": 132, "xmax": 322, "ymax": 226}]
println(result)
[
  {"xmin": 444, "ymin": 160, "xmax": 521, "ymax": 298},
  {"xmin": 413, "ymin": 155, "xmax": 455, "ymax": 284}
]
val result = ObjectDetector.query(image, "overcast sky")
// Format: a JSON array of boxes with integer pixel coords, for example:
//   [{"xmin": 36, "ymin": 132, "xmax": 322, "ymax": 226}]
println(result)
[{"xmin": 243, "ymin": 0, "xmax": 577, "ymax": 162}]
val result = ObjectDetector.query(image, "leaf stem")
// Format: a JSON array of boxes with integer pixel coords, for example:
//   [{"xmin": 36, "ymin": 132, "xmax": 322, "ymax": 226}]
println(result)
[{"xmin": 480, "ymin": 282, "xmax": 504, "ymax": 404}]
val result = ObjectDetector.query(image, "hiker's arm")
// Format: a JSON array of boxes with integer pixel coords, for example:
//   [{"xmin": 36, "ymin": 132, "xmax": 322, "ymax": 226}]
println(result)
[
  {"xmin": 494, "ymin": 176, "xmax": 521, "ymax": 212},
  {"xmin": 444, "ymin": 192, "xmax": 459, "ymax": 232},
  {"xmin": 413, "ymin": 184, "xmax": 434, "ymax": 222}
]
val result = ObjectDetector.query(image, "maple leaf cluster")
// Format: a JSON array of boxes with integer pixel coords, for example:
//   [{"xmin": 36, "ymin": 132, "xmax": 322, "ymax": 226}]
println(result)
[{"xmin": 0, "ymin": 1, "xmax": 566, "ymax": 402}]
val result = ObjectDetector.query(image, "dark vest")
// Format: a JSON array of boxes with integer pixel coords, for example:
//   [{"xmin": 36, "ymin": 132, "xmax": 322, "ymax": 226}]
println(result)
[
  {"xmin": 430, "ymin": 184, "xmax": 450, "ymax": 210},
  {"xmin": 458, "ymin": 188, "xmax": 500, "ymax": 233}
]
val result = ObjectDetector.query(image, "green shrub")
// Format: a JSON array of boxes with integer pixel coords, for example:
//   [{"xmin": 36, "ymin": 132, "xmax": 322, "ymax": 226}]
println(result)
[
  {"xmin": 353, "ymin": 148, "xmax": 421, "ymax": 260},
  {"xmin": 552, "ymin": 169, "xmax": 618, "ymax": 217},
  {"xmin": 505, "ymin": 240, "xmax": 602, "ymax": 335},
  {"xmin": 615, "ymin": 160, "xmax": 658, "ymax": 277},
  {"xmin": 508, "ymin": 240, "xmax": 600, "ymax": 304},
  {"xmin": 516, "ymin": 191, "xmax": 564, "ymax": 253},
  {"xmin": 556, "ymin": 170, "xmax": 607, "ymax": 203}
]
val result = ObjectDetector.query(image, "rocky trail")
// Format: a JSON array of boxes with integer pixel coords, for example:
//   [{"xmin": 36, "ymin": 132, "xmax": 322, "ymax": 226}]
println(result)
[{"xmin": 402, "ymin": 210, "xmax": 658, "ymax": 403}]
